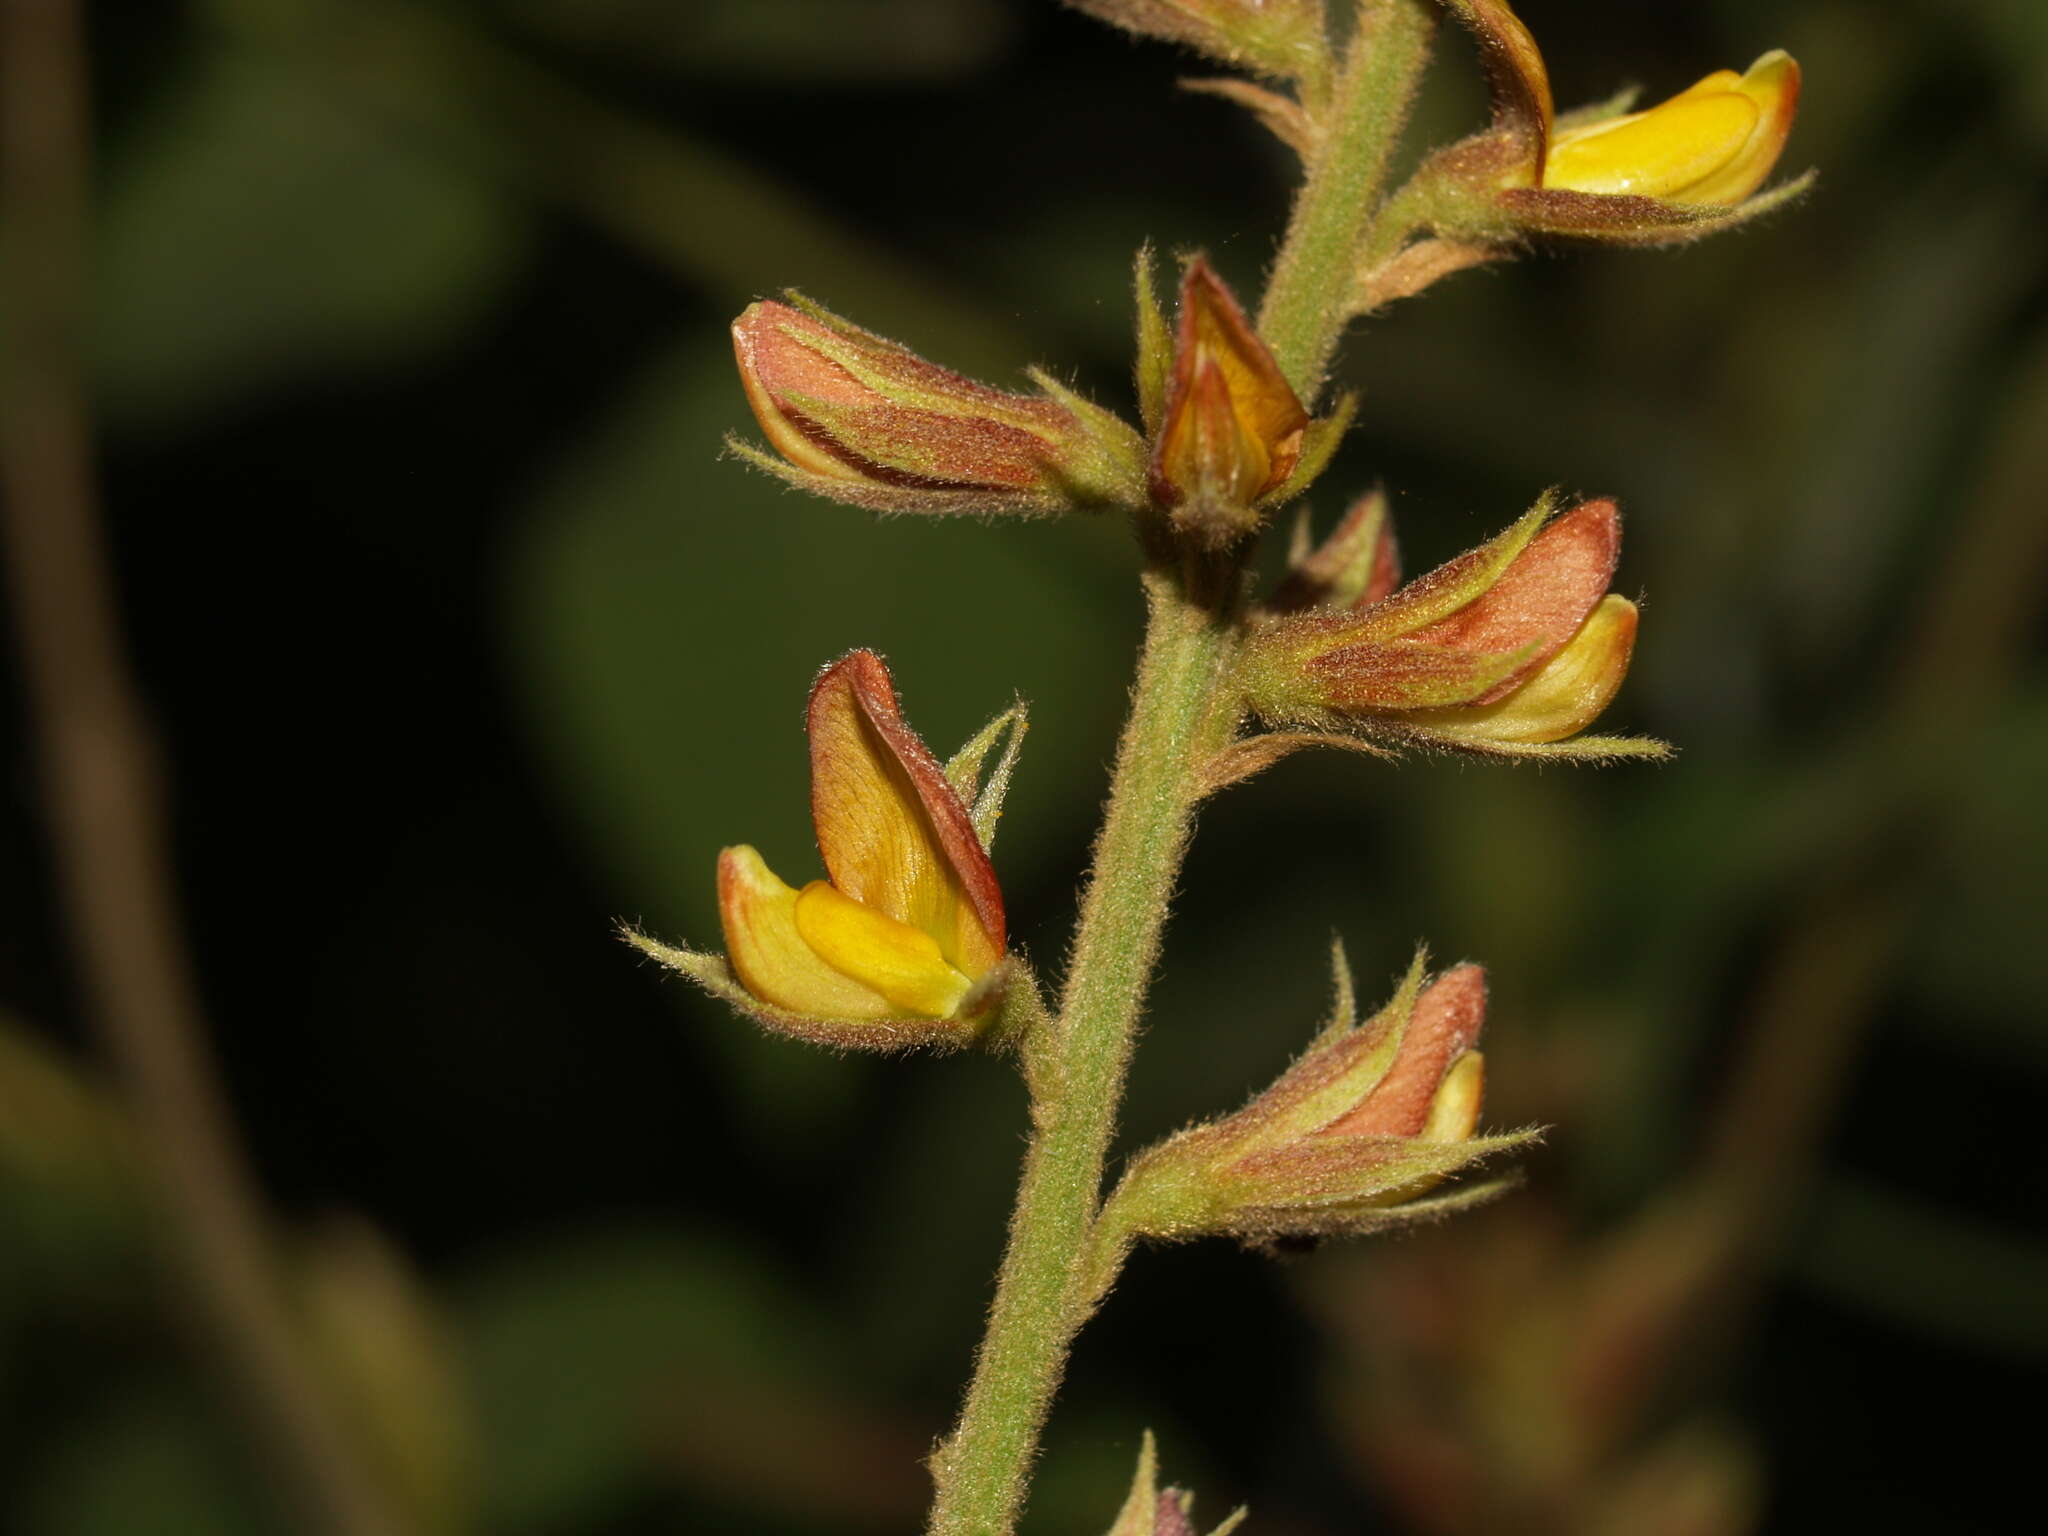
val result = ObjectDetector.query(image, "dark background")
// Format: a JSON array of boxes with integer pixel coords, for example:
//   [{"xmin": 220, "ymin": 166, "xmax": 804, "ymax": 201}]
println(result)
[{"xmin": 4, "ymin": 1, "xmax": 2044, "ymax": 1531}]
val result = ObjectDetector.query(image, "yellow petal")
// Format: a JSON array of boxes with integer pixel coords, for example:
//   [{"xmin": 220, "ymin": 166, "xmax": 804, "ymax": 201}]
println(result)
[
  {"xmin": 808, "ymin": 652, "xmax": 1004, "ymax": 978},
  {"xmin": 717, "ymin": 846, "xmax": 898, "ymax": 1020},
  {"xmin": 1420, "ymin": 1052, "xmax": 1486, "ymax": 1142},
  {"xmin": 1681, "ymin": 51, "xmax": 1802, "ymax": 206},
  {"xmin": 1546, "ymin": 92, "xmax": 1759, "ymax": 199},
  {"xmin": 1411, "ymin": 594, "xmax": 1638, "ymax": 745},
  {"xmin": 792, "ymin": 881, "xmax": 973, "ymax": 1019}
]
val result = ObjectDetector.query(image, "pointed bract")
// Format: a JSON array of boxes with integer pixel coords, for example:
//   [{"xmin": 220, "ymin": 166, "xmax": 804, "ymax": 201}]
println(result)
[
  {"xmin": 943, "ymin": 699, "xmax": 1030, "ymax": 852},
  {"xmin": 1105, "ymin": 1432, "xmax": 1248, "ymax": 1536}
]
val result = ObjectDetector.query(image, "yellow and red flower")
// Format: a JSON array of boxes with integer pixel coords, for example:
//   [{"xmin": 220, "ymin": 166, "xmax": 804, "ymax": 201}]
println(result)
[
  {"xmin": 1096, "ymin": 951, "xmax": 1531, "ymax": 1247},
  {"xmin": 1429, "ymin": 1, "xmax": 1805, "ymax": 244},
  {"xmin": 631, "ymin": 651, "xmax": 1010, "ymax": 1049},
  {"xmin": 719, "ymin": 651, "xmax": 1005, "ymax": 1026},
  {"xmin": 1243, "ymin": 495, "xmax": 1658, "ymax": 757}
]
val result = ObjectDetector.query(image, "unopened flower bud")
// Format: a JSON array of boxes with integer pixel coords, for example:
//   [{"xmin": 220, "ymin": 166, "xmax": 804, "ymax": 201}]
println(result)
[
  {"xmin": 1241, "ymin": 495, "xmax": 1663, "ymax": 758},
  {"xmin": 730, "ymin": 297, "xmax": 1145, "ymax": 515},
  {"xmin": 1105, "ymin": 1432, "xmax": 1245, "ymax": 1536},
  {"xmin": 1150, "ymin": 259, "xmax": 1311, "ymax": 547},
  {"xmin": 1097, "ymin": 950, "xmax": 1535, "ymax": 1248},
  {"xmin": 630, "ymin": 651, "xmax": 1016, "ymax": 1051},
  {"xmin": 1267, "ymin": 487, "xmax": 1401, "ymax": 613}
]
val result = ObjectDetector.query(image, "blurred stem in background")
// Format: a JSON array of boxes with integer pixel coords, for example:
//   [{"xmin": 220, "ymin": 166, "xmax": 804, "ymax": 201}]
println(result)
[{"xmin": 0, "ymin": 2, "xmax": 400, "ymax": 1532}]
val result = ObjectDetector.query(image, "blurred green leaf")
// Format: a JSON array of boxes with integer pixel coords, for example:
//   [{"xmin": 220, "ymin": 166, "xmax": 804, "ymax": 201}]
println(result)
[
  {"xmin": 455, "ymin": 1223, "xmax": 923, "ymax": 1530},
  {"xmin": 1793, "ymin": 1175, "xmax": 2048, "ymax": 1359},
  {"xmin": 502, "ymin": 0, "xmax": 1015, "ymax": 82},
  {"xmin": 1914, "ymin": 691, "xmax": 2048, "ymax": 1047},
  {"xmin": 23, "ymin": 1383, "xmax": 272, "ymax": 1536},
  {"xmin": 95, "ymin": 41, "xmax": 528, "ymax": 425}
]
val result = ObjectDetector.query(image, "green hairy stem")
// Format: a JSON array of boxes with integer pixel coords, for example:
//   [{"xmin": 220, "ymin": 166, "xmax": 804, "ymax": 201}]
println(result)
[
  {"xmin": 928, "ymin": 577, "xmax": 1237, "ymax": 1535},
  {"xmin": 1259, "ymin": 0, "xmax": 1435, "ymax": 396},
  {"xmin": 926, "ymin": 10, "xmax": 1436, "ymax": 1528}
]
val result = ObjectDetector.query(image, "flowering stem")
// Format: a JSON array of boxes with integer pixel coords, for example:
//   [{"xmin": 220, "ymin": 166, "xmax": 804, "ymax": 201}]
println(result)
[
  {"xmin": 1257, "ymin": 0, "xmax": 1434, "ymax": 395},
  {"xmin": 927, "ymin": 10, "xmax": 1439, "ymax": 1528},
  {"xmin": 927, "ymin": 574, "xmax": 1239, "ymax": 1535}
]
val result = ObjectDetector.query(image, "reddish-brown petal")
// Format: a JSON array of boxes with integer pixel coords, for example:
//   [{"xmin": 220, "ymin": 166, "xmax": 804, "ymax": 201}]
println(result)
[
  {"xmin": 1321, "ymin": 965, "xmax": 1487, "ymax": 1137},
  {"xmin": 1437, "ymin": 0, "xmax": 1556, "ymax": 162},
  {"xmin": 1406, "ymin": 498, "xmax": 1620, "ymax": 703}
]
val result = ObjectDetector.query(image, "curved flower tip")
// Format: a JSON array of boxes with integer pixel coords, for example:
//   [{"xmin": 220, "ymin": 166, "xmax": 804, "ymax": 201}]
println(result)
[
  {"xmin": 712, "ymin": 650, "xmax": 1006, "ymax": 1039},
  {"xmin": 1545, "ymin": 51, "xmax": 1801, "ymax": 206},
  {"xmin": 1243, "ymin": 495, "xmax": 1660, "ymax": 756},
  {"xmin": 730, "ymin": 297, "xmax": 1144, "ymax": 515}
]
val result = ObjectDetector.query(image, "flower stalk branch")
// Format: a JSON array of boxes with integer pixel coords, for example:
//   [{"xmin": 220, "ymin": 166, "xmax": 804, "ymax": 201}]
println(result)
[{"xmin": 0, "ymin": 2, "xmax": 398, "ymax": 1531}]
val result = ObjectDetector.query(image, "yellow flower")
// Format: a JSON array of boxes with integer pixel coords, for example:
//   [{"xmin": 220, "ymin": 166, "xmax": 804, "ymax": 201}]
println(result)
[
  {"xmin": 717, "ymin": 650, "xmax": 1005, "ymax": 1023},
  {"xmin": 1430, "ymin": 2, "xmax": 1805, "ymax": 241},
  {"xmin": 1544, "ymin": 52, "xmax": 1802, "ymax": 206}
]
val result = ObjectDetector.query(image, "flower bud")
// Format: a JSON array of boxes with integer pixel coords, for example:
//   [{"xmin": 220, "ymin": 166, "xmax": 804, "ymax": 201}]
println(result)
[
  {"xmin": 1105, "ymin": 1432, "xmax": 1245, "ymax": 1536},
  {"xmin": 730, "ymin": 297, "xmax": 1145, "ymax": 516},
  {"xmin": 1428, "ymin": 3, "xmax": 1808, "ymax": 246},
  {"xmin": 630, "ymin": 651, "xmax": 1012, "ymax": 1051},
  {"xmin": 1097, "ymin": 949, "xmax": 1535, "ymax": 1248},
  {"xmin": 1267, "ymin": 487, "xmax": 1401, "ymax": 614},
  {"xmin": 1241, "ymin": 495, "xmax": 1665, "ymax": 758},
  {"xmin": 1150, "ymin": 258, "xmax": 1311, "ymax": 547}
]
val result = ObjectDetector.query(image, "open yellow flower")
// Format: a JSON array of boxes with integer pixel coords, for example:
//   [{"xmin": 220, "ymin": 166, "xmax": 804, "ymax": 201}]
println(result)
[
  {"xmin": 717, "ymin": 650, "xmax": 1006, "ymax": 1024},
  {"xmin": 1544, "ymin": 52, "xmax": 1801, "ymax": 206},
  {"xmin": 1430, "ymin": 1, "xmax": 1806, "ymax": 243}
]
